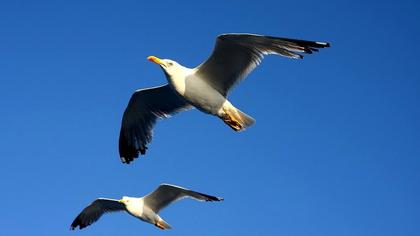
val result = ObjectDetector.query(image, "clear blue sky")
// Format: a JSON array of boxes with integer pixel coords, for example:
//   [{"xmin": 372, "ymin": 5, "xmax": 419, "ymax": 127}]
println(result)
[{"xmin": 0, "ymin": 0, "xmax": 419, "ymax": 235}]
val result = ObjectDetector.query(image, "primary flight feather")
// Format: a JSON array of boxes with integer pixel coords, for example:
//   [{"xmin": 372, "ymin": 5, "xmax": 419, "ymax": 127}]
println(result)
[{"xmin": 119, "ymin": 33, "xmax": 330, "ymax": 163}]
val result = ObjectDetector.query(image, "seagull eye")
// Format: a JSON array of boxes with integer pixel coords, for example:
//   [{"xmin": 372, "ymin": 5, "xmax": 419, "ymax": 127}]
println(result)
[{"xmin": 167, "ymin": 62, "xmax": 173, "ymax": 66}]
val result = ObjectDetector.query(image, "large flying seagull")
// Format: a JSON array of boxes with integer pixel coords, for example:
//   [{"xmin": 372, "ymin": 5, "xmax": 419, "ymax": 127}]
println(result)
[
  {"xmin": 70, "ymin": 184, "xmax": 223, "ymax": 230},
  {"xmin": 119, "ymin": 33, "xmax": 330, "ymax": 163}
]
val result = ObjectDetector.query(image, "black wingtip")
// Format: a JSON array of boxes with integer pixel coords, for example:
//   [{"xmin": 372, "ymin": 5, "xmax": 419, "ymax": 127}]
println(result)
[
  {"xmin": 70, "ymin": 213, "xmax": 91, "ymax": 230},
  {"xmin": 70, "ymin": 223, "xmax": 87, "ymax": 230},
  {"xmin": 209, "ymin": 196, "xmax": 224, "ymax": 202},
  {"xmin": 119, "ymin": 128, "xmax": 146, "ymax": 164},
  {"xmin": 296, "ymin": 40, "xmax": 330, "ymax": 58},
  {"xmin": 202, "ymin": 193, "xmax": 224, "ymax": 202},
  {"xmin": 70, "ymin": 220, "xmax": 81, "ymax": 230},
  {"xmin": 316, "ymin": 42, "xmax": 330, "ymax": 48},
  {"xmin": 70, "ymin": 221, "xmax": 77, "ymax": 230},
  {"xmin": 120, "ymin": 155, "xmax": 139, "ymax": 165}
]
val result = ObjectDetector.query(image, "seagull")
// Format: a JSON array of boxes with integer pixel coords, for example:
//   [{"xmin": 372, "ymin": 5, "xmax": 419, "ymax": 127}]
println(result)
[
  {"xmin": 119, "ymin": 33, "xmax": 330, "ymax": 163},
  {"xmin": 70, "ymin": 184, "xmax": 223, "ymax": 230}
]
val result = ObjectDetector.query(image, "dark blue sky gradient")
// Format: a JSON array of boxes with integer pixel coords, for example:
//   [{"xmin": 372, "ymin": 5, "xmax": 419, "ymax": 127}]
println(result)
[{"xmin": 0, "ymin": 1, "xmax": 419, "ymax": 235}]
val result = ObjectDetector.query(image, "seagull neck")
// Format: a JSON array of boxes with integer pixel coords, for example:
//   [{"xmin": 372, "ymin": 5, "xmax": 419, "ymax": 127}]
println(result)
[{"xmin": 165, "ymin": 67, "xmax": 194, "ymax": 95}]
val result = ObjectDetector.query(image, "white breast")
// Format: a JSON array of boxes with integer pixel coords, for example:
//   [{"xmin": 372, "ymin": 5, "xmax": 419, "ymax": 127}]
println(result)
[
  {"xmin": 167, "ymin": 67, "xmax": 226, "ymax": 114},
  {"xmin": 183, "ymin": 74, "xmax": 226, "ymax": 114},
  {"xmin": 125, "ymin": 198, "xmax": 144, "ymax": 218}
]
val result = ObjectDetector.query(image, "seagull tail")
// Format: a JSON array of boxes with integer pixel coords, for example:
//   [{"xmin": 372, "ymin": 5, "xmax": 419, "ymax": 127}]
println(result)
[
  {"xmin": 235, "ymin": 108, "xmax": 255, "ymax": 130},
  {"xmin": 219, "ymin": 102, "xmax": 255, "ymax": 132},
  {"xmin": 156, "ymin": 218, "xmax": 172, "ymax": 230}
]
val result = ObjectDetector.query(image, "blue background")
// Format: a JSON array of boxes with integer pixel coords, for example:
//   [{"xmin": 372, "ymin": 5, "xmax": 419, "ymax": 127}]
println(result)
[{"xmin": 0, "ymin": 0, "xmax": 419, "ymax": 235}]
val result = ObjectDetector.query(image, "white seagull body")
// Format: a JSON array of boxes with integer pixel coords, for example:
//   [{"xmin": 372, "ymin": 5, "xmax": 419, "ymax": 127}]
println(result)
[
  {"xmin": 70, "ymin": 184, "xmax": 223, "ymax": 230},
  {"xmin": 119, "ymin": 33, "xmax": 330, "ymax": 163}
]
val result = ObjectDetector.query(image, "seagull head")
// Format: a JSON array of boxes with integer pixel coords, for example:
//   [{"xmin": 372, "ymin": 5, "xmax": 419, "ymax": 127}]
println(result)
[
  {"xmin": 147, "ymin": 56, "xmax": 184, "ymax": 77},
  {"xmin": 118, "ymin": 196, "xmax": 131, "ymax": 204}
]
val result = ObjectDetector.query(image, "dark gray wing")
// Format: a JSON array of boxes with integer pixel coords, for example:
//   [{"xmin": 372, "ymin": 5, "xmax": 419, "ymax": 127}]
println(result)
[
  {"xmin": 119, "ymin": 85, "xmax": 192, "ymax": 164},
  {"xmin": 70, "ymin": 198, "xmax": 125, "ymax": 230},
  {"xmin": 196, "ymin": 33, "xmax": 330, "ymax": 96},
  {"xmin": 143, "ymin": 184, "xmax": 223, "ymax": 213}
]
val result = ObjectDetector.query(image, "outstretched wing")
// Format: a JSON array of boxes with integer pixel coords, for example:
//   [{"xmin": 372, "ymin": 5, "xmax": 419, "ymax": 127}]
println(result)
[
  {"xmin": 196, "ymin": 33, "xmax": 330, "ymax": 96},
  {"xmin": 143, "ymin": 184, "xmax": 223, "ymax": 213},
  {"xmin": 119, "ymin": 85, "xmax": 192, "ymax": 164},
  {"xmin": 70, "ymin": 198, "xmax": 125, "ymax": 230}
]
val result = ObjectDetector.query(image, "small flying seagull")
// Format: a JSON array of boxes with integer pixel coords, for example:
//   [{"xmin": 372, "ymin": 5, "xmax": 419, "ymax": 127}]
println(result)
[
  {"xmin": 119, "ymin": 33, "xmax": 330, "ymax": 163},
  {"xmin": 70, "ymin": 184, "xmax": 223, "ymax": 230}
]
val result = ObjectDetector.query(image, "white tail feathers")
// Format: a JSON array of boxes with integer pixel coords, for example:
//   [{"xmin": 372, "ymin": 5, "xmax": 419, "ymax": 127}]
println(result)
[
  {"xmin": 219, "ymin": 102, "xmax": 255, "ymax": 131},
  {"xmin": 235, "ymin": 109, "xmax": 255, "ymax": 129},
  {"xmin": 156, "ymin": 219, "xmax": 172, "ymax": 230}
]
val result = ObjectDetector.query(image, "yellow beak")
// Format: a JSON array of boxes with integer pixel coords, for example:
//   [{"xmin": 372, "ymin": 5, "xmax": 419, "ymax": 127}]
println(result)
[
  {"xmin": 118, "ymin": 199, "xmax": 124, "ymax": 203},
  {"xmin": 147, "ymin": 56, "xmax": 164, "ymax": 65}
]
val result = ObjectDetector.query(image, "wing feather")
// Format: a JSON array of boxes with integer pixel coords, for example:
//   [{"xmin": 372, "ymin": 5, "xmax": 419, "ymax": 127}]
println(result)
[
  {"xmin": 143, "ymin": 184, "xmax": 223, "ymax": 213},
  {"xmin": 119, "ymin": 85, "xmax": 192, "ymax": 164},
  {"xmin": 196, "ymin": 33, "xmax": 330, "ymax": 96},
  {"xmin": 70, "ymin": 198, "xmax": 125, "ymax": 230}
]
